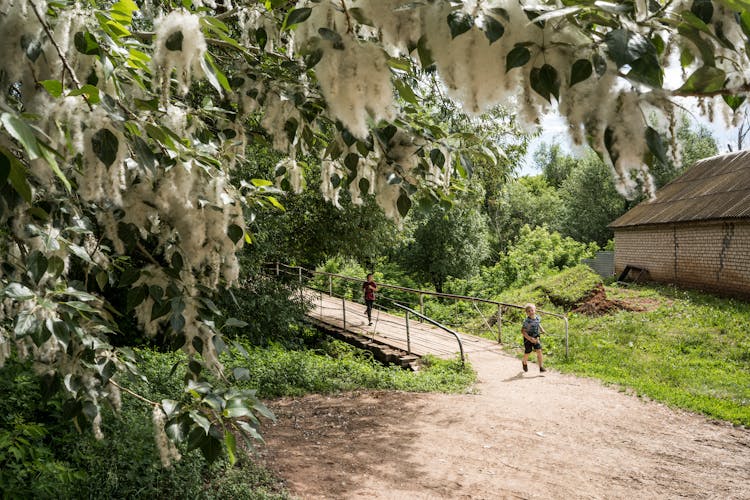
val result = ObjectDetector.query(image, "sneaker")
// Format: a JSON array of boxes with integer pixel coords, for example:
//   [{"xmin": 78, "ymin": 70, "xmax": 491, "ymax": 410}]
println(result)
[
  {"xmin": 368, "ymin": 322, "xmax": 373, "ymax": 326},
  {"xmin": 540, "ymin": 366, "xmax": 547, "ymax": 373},
  {"xmin": 522, "ymin": 363, "xmax": 528, "ymax": 372}
]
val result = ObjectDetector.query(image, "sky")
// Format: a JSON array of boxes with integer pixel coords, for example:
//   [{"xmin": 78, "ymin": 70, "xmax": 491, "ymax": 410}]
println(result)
[{"xmin": 518, "ymin": 105, "xmax": 743, "ymax": 176}]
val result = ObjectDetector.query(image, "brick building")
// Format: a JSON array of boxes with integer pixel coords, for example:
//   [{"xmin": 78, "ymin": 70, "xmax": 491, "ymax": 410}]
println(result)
[{"xmin": 609, "ymin": 150, "xmax": 750, "ymax": 298}]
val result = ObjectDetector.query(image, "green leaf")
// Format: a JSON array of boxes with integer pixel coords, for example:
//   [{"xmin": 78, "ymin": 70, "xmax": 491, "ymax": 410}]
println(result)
[
  {"xmin": 96, "ymin": 270, "xmax": 108, "ymax": 291},
  {"xmin": 344, "ymin": 153, "xmax": 359, "ymax": 172},
  {"xmin": 394, "ymin": 80, "xmax": 419, "ymax": 105},
  {"xmin": 162, "ymin": 399, "xmax": 179, "ymax": 419},
  {"xmin": 283, "ymin": 7, "xmax": 312, "ymax": 30},
  {"xmin": 110, "ymin": 0, "xmax": 138, "ymax": 25},
  {"xmin": 225, "ymin": 318, "xmax": 248, "ymax": 328},
  {"xmin": 722, "ymin": 95, "xmax": 746, "ymax": 111},
  {"xmin": 40, "ymin": 80, "xmax": 63, "ymax": 98},
  {"xmin": 1, "ymin": 113, "xmax": 42, "ymax": 160},
  {"xmin": 225, "ymin": 431, "xmax": 237, "ymax": 466},
  {"xmin": 506, "ymin": 46, "xmax": 531, "ymax": 72},
  {"xmin": 480, "ymin": 14, "xmax": 504, "ymax": 44},
  {"xmin": 189, "ymin": 410, "xmax": 211, "ymax": 434},
  {"xmin": 397, "ymin": 192, "xmax": 411, "ymax": 218},
  {"xmin": 447, "ymin": 11, "xmax": 473, "ymax": 39},
  {"xmin": 4, "ymin": 283, "xmax": 35, "ymax": 300},
  {"xmin": 21, "ymin": 34, "xmax": 43, "ymax": 61},
  {"xmin": 628, "ymin": 55, "xmax": 663, "ymax": 87},
  {"xmin": 91, "ymin": 128, "xmax": 119, "ymax": 167},
  {"xmin": 227, "ymin": 224, "xmax": 243, "ymax": 244},
  {"xmin": 151, "ymin": 299, "xmax": 170, "ymax": 321},
  {"xmin": 73, "ymin": 31, "xmax": 100, "ymax": 56},
  {"xmin": 201, "ymin": 53, "xmax": 231, "ymax": 94},
  {"xmin": 126, "ymin": 285, "xmax": 147, "ymax": 312},
  {"xmin": 676, "ymin": 24, "xmax": 715, "ymax": 65},
  {"xmin": 232, "ymin": 367, "xmax": 250, "ymax": 381},
  {"xmin": 27, "ymin": 250, "xmax": 48, "ymax": 284},
  {"xmin": 14, "ymin": 310, "xmax": 40, "ymax": 338},
  {"xmin": 680, "ymin": 47, "xmax": 695, "ymax": 68},
  {"xmin": 170, "ymin": 312, "xmax": 185, "ymax": 333},
  {"xmin": 47, "ymin": 256, "xmax": 65, "ymax": 278},
  {"xmin": 569, "ymin": 59, "xmax": 592, "ymax": 87},
  {"xmin": 605, "ymin": 29, "xmax": 654, "ymax": 67},
  {"xmin": 678, "ymin": 66, "xmax": 726, "ymax": 93},
  {"xmin": 530, "ymin": 64, "xmax": 560, "ymax": 103},
  {"xmin": 740, "ymin": 11, "xmax": 750, "ymax": 39},
  {"xmin": 690, "ymin": 0, "xmax": 713, "ymax": 24},
  {"xmin": 645, "ymin": 126, "xmax": 668, "ymax": 165},
  {"xmin": 166, "ymin": 30, "xmax": 184, "ymax": 51},
  {"xmin": 0, "ymin": 147, "xmax": 32, "ymax": 203},
  {"xmin": 430, "ymin": 148, "xmax": 445, "ymax": 168}
]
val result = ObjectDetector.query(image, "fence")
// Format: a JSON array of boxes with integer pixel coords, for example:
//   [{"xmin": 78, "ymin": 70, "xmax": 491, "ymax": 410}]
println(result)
[{"xmin": 265, "ymin": 262, "xmax": 569, "ymax": 358}]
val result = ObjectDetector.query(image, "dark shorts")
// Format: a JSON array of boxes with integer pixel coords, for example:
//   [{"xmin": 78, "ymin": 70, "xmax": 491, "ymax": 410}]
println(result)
[
  {"xmin": 365, "ymin": 299, "xmax": 374, "ymax": 311},
  {"xmin": 524, "ymin": 338, "xmax": 542, "ymax": 354}
]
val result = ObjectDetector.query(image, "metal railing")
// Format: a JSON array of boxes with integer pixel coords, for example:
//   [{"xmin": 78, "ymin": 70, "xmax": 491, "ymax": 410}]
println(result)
[
  {"xmin": 387, "ymin": 299, "xmax": 465, "ymax": 365},
  {"xmin": 267, "ymin": 262, "xmax": 570, "ymax": 358}
]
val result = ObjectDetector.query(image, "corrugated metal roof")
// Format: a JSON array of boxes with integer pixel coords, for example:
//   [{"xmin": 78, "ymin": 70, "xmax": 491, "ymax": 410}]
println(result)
[{"xmin": 610, "ymin": 149, "xmax": 750, "ymax": 228}]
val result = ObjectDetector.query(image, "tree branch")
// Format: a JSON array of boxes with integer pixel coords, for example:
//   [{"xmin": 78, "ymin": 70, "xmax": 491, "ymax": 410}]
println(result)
[
  {"xmin": 28, "ymin": 0, "xmax": 93, "ymax": 111},
  {"xmin": 110, "ymin": 379, "xmax": 159, "ymax": 406}
]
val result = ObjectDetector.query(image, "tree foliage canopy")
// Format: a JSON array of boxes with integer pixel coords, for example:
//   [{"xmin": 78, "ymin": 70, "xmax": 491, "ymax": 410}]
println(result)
[{"xmin": 1, "ymin": 0, "xmax": 749, "ymax": 464}]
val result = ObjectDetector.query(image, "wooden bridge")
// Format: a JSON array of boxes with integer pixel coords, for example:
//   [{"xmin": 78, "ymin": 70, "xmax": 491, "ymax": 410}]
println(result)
[
  {"xmin": 269, "ymin": 264, "xmax": 569, "ymax": 369},
  {"xmin": 305, "ymin": 290, "xmax": 504, "ymax": 368}
]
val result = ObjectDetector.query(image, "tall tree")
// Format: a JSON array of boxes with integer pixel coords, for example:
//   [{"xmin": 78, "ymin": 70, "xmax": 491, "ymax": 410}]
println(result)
[
  {"xmin": 490, "ymin": 175, "xmax": 563, "ymax": 252},
  {"xmin": 558, "ymin": 151, "xmax": 628, "ymax": 246},
  {"xmin": 402, "ymin": 192, "xmax": 490, "ymax": 293}
]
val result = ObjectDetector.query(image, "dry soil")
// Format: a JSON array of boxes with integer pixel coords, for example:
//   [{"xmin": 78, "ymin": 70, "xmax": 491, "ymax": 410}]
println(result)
[{"xmin": 258, "ymin": 343, "xmax": 750, "ymax": 499}]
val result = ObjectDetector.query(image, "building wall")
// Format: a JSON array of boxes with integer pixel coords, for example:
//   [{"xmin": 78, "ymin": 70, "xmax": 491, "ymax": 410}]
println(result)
[
  {"xmin": 614, "ymin": 220, "xmax": 750, "ymax": 298},
  {"xmin": 582, "ymin": 251, "xmax": 615, "ymax": 278}
]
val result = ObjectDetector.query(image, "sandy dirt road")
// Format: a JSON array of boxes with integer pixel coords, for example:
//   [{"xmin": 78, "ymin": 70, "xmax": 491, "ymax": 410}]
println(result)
[{"xmin": 258, "ymin": 344, "xmax": 750, "ymax": 499}]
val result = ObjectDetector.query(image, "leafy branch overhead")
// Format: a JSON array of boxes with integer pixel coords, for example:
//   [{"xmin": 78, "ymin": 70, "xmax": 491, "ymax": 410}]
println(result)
[{"xmin": 1, "ymin": 0, "xmax": 749, "ymax": 465}]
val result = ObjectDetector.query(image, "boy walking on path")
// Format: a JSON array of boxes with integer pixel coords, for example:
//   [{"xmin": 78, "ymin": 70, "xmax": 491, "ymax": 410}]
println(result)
[
  {"xmin": 521, "ymin": 303, "xmax": 546, "ymax": 373},
  {"xmin": 363, "ymin": 273, "xmax": 377, "ymax": 326}
]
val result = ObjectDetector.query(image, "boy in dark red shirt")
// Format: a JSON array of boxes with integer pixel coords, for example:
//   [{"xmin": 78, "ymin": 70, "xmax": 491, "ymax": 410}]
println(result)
[{"xmin": 363, "ymin": 273, "xmax": 377, "ymax": 326}]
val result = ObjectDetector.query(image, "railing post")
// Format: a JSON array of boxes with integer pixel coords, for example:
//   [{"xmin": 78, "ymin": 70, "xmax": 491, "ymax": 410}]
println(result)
[
  {"xmin": 328, "ymin": 275, "xmax": 332, "ymax": 296},
  {"xmin": 342, "ymin": 297, "xmax": 347, "ymax": 331},
  {"xmin": 298, "ymin": 267, "xmax": 302, "ymax": 284},
  {"xmin": 497, "ymin": 303, "xmax": 502, "ymax": 344},
  {"xmin": 405, "ymin": 311, "xmax": 411, "ymax": 355},
  {"xmin": 564, "ymin": 316, "xmax": 569, "ymax": 359},
  {"xmin": 275, "ymin": 262, "xmax": 279, "ymax": 276},
  {"xmin": 419, "ymin": 293, "xmax": 424, "ymax": 323}
]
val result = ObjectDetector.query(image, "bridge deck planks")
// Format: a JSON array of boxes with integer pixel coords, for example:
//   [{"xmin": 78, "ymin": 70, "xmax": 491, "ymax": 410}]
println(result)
[{"xmin": 306, "ymin": 291, "xmax": 501, "ymax": 359}]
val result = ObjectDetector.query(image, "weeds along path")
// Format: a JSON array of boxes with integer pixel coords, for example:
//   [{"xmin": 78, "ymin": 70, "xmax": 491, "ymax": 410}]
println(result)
[{"xmin": 258, "ymin": 345, "xmax": 750, "ymax": 499}]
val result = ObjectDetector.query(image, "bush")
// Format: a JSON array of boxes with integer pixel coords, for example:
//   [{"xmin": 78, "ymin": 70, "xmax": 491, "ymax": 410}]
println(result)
[{"xmin": 0, "ymin": 352, "xmax": 288, "ymax": 500}]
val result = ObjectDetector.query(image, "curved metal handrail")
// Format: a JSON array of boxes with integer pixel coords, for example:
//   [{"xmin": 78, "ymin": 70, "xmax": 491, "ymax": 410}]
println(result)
[{"xmin": 386, "ymin": 299, "xmax": 465, "ymax": 365}]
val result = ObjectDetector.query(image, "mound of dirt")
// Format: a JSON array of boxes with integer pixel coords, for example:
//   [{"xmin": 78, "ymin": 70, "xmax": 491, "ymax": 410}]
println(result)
[{"xmin": 571, "ymin": 283, "xmax": 645, "ymax": 316}]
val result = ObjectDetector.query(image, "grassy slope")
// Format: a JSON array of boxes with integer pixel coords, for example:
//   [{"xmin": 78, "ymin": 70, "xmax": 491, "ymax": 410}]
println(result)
[{"xmin": 494, "ymin": 267, "xmax": 750, "ymax": 426}]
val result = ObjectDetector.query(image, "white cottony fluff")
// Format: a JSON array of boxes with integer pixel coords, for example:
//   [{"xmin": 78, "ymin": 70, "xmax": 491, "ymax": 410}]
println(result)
[{"xmin": 152, "ymin": 10, "xmax": 207, "ymax": 100}]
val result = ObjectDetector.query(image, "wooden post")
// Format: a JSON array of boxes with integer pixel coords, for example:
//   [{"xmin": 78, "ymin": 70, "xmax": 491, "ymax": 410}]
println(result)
[
  {"xmin": 342, "ymin": 297, "xmax": 347, "ymax": 331},
  {"xmin": 405, "ymin": 311, "xmax": 411, "ymax": 355},
  {"xmin": 328, "ymin": 275, "xmax": 332, "ymax": 296},
  {"xmin": 497, "ymin": 304, "xmax": 502, "ymax": 344},
  {"xmin": 419, "ymin": 293, "xmax": 424, "ymax": 323},
  {"xmin": 275, "ymin": 262, "xmax": 279, "ymax": 276}
]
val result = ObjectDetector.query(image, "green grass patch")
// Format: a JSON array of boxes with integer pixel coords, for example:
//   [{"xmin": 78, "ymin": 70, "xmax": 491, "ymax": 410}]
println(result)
[
  {"xmin": 224, "ymin": 337, "xmax": 476, "ymax": 397},
  {"xmin": 535, "ymin": 283, "xmax": 750, "ymax": 426}
]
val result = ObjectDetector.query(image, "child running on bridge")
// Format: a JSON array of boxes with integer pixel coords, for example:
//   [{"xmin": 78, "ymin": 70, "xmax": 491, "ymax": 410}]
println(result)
[
  {"xmin": 363, "ymin": 273, "xmax": 377, "ymax": 326},
  {"xmin": 521, "ymin": 303, "xmax": 546, "ymax": 373}
]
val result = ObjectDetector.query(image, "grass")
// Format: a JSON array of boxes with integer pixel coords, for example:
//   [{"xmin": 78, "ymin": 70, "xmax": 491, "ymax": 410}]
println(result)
[
  {"xmin": 224, "ymin": 336, "xmax": 477, "ymax": 397},
  {"xmin": 428, "ymin": 266, "xmax": 750, "ymax": 426},
  {"xmin": 503, "ymin": 278, "xmax": 750, "ymax": 426}
]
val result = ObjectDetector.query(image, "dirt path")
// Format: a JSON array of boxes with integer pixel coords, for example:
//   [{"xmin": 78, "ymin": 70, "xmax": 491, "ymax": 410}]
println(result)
[{"xmin": 258, "ymin": 344, "xmax": 750, "ymax": 499}]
